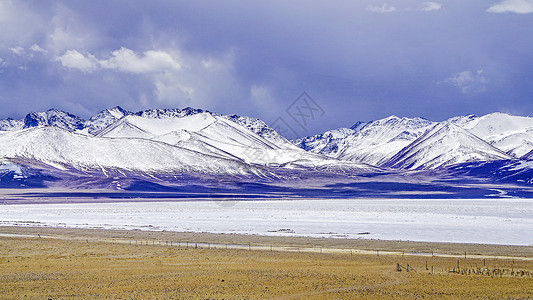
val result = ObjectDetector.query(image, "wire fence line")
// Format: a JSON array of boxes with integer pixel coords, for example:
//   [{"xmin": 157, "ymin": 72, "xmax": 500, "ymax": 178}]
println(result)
[{"xmin": 3, "ymin": 232, "xmax": 533, "ymax": 262}]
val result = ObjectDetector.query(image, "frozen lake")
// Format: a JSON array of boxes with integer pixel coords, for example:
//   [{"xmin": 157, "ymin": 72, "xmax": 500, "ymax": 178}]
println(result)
[{"xmin": 1, "ymin": 198, "xmax": 532, "ymax": 245}]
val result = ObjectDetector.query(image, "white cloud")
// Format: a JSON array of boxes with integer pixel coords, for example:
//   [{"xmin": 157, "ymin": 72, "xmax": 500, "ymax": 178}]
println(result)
[
  {"xmin": 30, "ymin": 44, "xmax": 46, "ymax": 53},
  {"xmin": 56, "ymin": 49, "xmax": 98, "ymax": 73},
  {"xmin": 57, "ymin": 47, "xmax": 182, "ymax": 74},
  {"xmin": 420, "ymin": 2, "xmax": 442, "ymax": 12},
  {"xmin": 445, "ymin": 69, "xmax": 487, "ymax": 93},
  {"xmin": 55, "ymin": 46, "xmax": 244, "ymax": 110},
  {"xmin": 10, "ymin": 46, "xmax": 24, "ymax": 55},
  {"xmin": 367, "ymin": 4, "xmax": 397, "ymax": 13},
  {"xmin": 99, "ymin": 47, "xmax": 181, "ymax": 74},
  {"xmin": 487, "ymin": 0, "xmax": 533, "ymax": 13}
]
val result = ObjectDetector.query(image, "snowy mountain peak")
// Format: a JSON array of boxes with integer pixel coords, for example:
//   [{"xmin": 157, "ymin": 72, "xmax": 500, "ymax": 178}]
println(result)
[
  {"xmin": 0, "ymin": 125, "xmax": 263, "ymax": 176},
  {"xmin": 85, "ymin": 106, "xmax": 132, "ymax": 135},
  {"xmin": 294, "ymin": 115, "xmax": 436, "ymax": 166},
  {"xmin": 23, "ymin": 109, "xmax": 85, "ymax": 131},
  {"xmin": 350, "ymin": 121, "xmax": 368, "ymax": 131},
  {"xmin": 222, "ymin": 114, "xmax": 297, "ymax": 149},
  {"xmin": 135, "ymin": 107, "xmax": 207, "ymax": 119},
  {"xmin": 107, "ymin": 106, "xmax": 129, "ymax": 119},
  {"xmin": 0, "ymin": 117, "xmax": 24, "ymax": 131},
  {"xmin": 372, "ymin": 115, "xmax": 431, "ymax": 127},
  {"xmin": 383, "ymin": 122, "xmax": 511, "ymax": 170},
  {"xmin": 450, "ymin": 112, "xmax": 533, "ymax": 158}
]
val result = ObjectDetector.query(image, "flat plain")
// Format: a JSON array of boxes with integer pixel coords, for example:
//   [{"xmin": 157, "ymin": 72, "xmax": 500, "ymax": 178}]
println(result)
[{"xmin": 1, "ymin": 227, "xmax": 533, "ymax": 299}]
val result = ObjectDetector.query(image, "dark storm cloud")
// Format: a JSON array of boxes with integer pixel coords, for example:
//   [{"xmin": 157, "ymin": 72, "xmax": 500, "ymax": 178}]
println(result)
[{"xmin": 1, "ymin": 0, "xmax": 533, "ymax": 136}]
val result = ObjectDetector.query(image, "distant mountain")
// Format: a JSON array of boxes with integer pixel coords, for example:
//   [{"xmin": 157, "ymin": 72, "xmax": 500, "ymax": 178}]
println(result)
[
  {"xmin": 23, "ymin": 109, "xmax": 86, "ymax": 131},
  {"xmin": 85, "ymin": 106, "xmax": 132, "ymax": 135},
  {"xmin": 0, "ymin": 126, "xmax": 263, "ymax": 176},
  {"xmin": 382, "ymin": 122, "xmax": 512, "ymax": 170},
  {"xmin": 2, "ymin": 107, "xmax": 533, "ymax": 186},
  {"xmin": 0, "ymin": 118, "xmax": 23, "ymax": 131},
  {"xmin": 295, "ymin": 113, "xmax": 533, "ymax": 170},
  {"xmin": 134, "ymin": 107, "xmax": 206, "ymax": 119},
  {"xmin": 96, "ymin": 111, "xmax": 367, "ymax": 170},
  {"xmin": 450, "ymin": 112, "xmax": 533, "ymax": 158},
  {"xmin": 294, "ymin": 115, "xmax": 434, "ymax": 166},
  {"xmin": 222, "ymin": 114, "xmax": 297, "ymax": 150},
  {"xmin": 0, "ymin": 106, "xmax": 373, "ymax": 180}
]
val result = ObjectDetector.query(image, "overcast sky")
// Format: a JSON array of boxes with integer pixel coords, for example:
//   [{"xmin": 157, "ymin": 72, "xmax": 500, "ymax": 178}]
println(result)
[{"xmin": 1, "ymin": 0, "xmax": 533, "ymax": 136}]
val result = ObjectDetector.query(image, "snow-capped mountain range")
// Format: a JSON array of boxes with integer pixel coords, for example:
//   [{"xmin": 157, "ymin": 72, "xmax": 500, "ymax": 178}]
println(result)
[
  {"xmin": 294, "ymin": 112, "xmax": 533, "ymax": 170},
  {"xmin": 0, "ymin": 107, "xmax": 372, "ymax": 181},
  {"xmin": 2, "ymin": 107, "xmax": 533, "ymax": 192}
]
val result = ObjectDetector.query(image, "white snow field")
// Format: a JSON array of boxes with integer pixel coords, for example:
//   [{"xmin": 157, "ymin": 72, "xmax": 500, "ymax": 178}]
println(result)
[{"xmin": 1, "ymin": 198, "xmax": 532, "ymax": 246}]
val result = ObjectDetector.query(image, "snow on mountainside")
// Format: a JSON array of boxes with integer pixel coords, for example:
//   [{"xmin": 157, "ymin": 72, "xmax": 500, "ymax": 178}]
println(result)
[
  {"xmin": 3, "ymin": 107, "xmax": 533, "ymax": 176},
  {"xmin": 84, "ymin": 106, "xmax": 132, "ymax": 135},
  {"xmin": 134, "ymin": 108, "xmax": 295, "ymax": 149},
  {"xmin": 293, "ymin": 128, "xmax": 356, "ymax": 153},
  {"xmin": 0, "ymin": 106, "xmax": 375, "ymax": 176},
  {"xmin": 350, "ymin": 121, "xmax": 369, "ymax": 131},
  {"xmin": 135, "ymin": 107, "xmax": 206, "ymax": 119},
  {"xmin": 0, "ymin": 109, "xmax": 85, "ymax": 132},
  {"xmin": 97, "ymin": 112, "xmax": 365, "ymax": 169},
  {"xmin": 23, "ymin": 109, "xmax": 85, "ymax": 131},
  {"xmin": 294, "ymin": 116, "xmax": 434, "ymax": 166},
  {"xmin": 0, "ymin": 118, "xmax": 23, "ymax": 131},
  {"xmin": 222, "ymin": 114, "xmax": 297, "ymax": 150},
  {"xmin": 522, "ymin": 149, "xmax": 533, "ymax": 160},
  {"xmin": 450, "ymin": 113, "xmax": 533, "ymax": 158},
  {"xmin": 383, "ymin": 122, "xmax": 512, "ymax": 170},
  {"xmin": 0, "ymin": 126, "xmax": 262, "ymax": 176},
  {"xmin": 0, "ymin": 106, "xmax": 294, "ymax": 153}
]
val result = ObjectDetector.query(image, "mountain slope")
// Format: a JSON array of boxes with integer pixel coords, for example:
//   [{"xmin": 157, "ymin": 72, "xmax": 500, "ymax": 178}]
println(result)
[
  {"xmin": 0, "ymin": 118, "xmax": 23, "ymax": 131},
  {"xmin": 222, "ymin": 114, "xmax": 297, "ymax": 150},
  {"xmin": 383, "ymin": 122, "xmax": 512, "ymax": 170},
  {"xmin": 96, "ymin": 112, "xmax": 371, "ymax": 169},
  {"xmin": 450, "ymin": 113, "xmax": 533, "ymax": 158},
  {"xmin": 293, "ymin": 116, "xmax": 434, "ymax": 166},
  {"xmin": 0, "ymin": 126, "xmax": 263, "ymax": 176},
  {"xmin": 23, "ymin": 109, "xmax": 86, "ymax": 131},
  {"xmin": 84, "ymin": 106, "xmax": 132, "ymax": 135}
]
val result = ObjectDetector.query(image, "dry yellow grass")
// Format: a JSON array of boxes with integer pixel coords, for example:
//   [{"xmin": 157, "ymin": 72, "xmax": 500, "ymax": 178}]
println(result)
[{"xmin": 0, "ymin": 228, "xmax": 532, "ymax": 299}]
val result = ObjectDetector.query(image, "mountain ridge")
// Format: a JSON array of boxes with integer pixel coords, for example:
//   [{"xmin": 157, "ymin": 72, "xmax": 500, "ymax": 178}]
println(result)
[
  {"xmin": 295, "ymin": 113, "xmax": 533, "ymax": 169},
  {"xmin": 2, "ymin": 107, "xmax": 533, "ymax": 175}
]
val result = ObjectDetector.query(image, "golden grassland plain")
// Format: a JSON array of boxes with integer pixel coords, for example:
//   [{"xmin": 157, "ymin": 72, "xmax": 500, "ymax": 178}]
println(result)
[{"xmin": 0, "ymin": 227, "xmax": 532, "ymax": 299}]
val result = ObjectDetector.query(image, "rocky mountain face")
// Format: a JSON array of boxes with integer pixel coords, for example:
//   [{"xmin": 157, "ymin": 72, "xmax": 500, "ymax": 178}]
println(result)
[
  {"xmin": 295, "ymin": 113, "xmax": 533, "ymax": 170},
  {"xmin": 2, "ymin": 107, "xmax": 533, "ymax": 190}
]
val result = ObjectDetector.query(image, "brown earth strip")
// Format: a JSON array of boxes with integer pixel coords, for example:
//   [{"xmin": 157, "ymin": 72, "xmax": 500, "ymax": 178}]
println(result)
[{"xmin": 1, "ymin": 227, "xmax": 533, "ymax": 299}]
